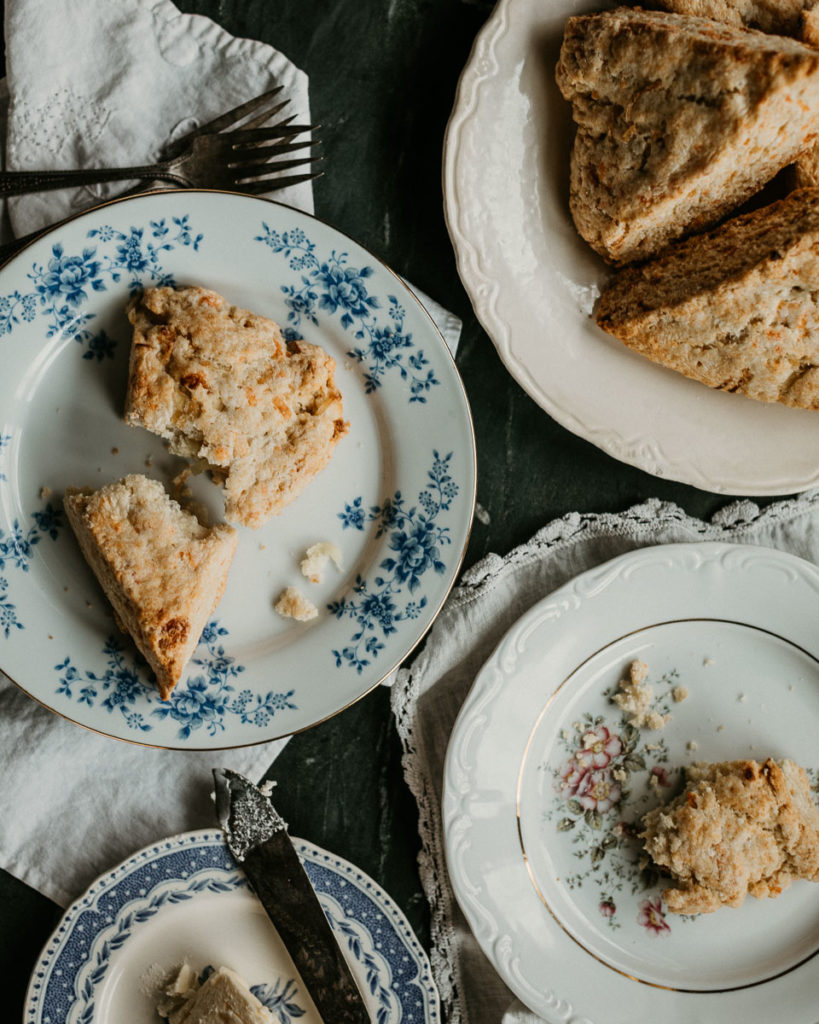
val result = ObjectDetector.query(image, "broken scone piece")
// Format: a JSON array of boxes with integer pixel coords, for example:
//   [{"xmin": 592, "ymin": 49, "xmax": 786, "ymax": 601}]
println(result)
[
  {"xmin": 612, "ymin": 660, "xmax": 669, "ymax": 730},
  {"xmin": 64, "ymin": 474, "xmax": 237, "ymax": 701},
  {"xmin": 300, "ymin": 541, "xmax": 343, "ymax": 583},
  {"xmin": 556, "ymin": 7, "xmax": 819, "ymax": 263},
  {"xmin": 157, "ymin": 963, "xmax": 279, "ymax": 1024},
  {"xmin": 596, "ymin": 189, "xmax": 819, "ymax": 409},
  {"xmin": 641, "ymin": 758, "xmax": 819, "ymax": 914},
  {"xmin": 274, "ymin": 586, "xmax": 318, "ymax": 622},
  {"xmin": 125, "ymin": 286, "xmax": 348, "ymax": 529}
]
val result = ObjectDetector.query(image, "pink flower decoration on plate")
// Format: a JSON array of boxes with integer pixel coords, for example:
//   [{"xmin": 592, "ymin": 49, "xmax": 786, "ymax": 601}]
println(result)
[
  {"xmin": 575, "ymin": 725, "xmax": 622, "ymax": 769},
  {"xmin": 560, "ymin": 762, "xmax": 622, "ymax": 813},
  {"xmin": 637, "ymin": 897, "xmax": 670, "ymax": 936}
]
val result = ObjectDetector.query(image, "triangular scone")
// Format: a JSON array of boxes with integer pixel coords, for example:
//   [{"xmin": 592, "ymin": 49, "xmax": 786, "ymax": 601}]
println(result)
[
  {"xmin": 796, "ymin": 6, "xmax": 819, "ymax": 188},
  {"xmin": 125, "ymin": 286, "xmax": 348, "ymax": 529},
  {"xmin": 555, "ymin": 7, "xmax": 819, "ymax": 264},
  {"xmin": 596, "ymin": 188, "xmax": 819, "ymax": 408},
  {"xmin": 648, "ymin": 0, "xmax": 810, "ymax": 36},
  {"xmin": 64, "ymin": 475, "xmax": 237, "ymax": 701}
]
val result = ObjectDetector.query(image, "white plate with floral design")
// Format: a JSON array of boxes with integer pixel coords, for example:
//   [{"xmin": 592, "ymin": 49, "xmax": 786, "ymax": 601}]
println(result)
[
  {"xmin": 443, "ymin": 542, "xmax": 819, "ymax": 1022},
  {"xmin": 24, "ymin": 829, "xmax": 439, "ymax": 1024},
  {"xmin": 443, "ymin": 0, "xmax": 819, "ymax": 494},
  {"xmin": 0, "ymin": 189, "xmax": 475, "ymax": 748}
]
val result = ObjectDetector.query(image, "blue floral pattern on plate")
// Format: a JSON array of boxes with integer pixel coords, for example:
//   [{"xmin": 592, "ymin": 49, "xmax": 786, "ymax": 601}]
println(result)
[
  {"xmin": 331, "ymin": 450, "xmax": 458, "ymax": 672},
  {"xmin": 0, "ymin": 190, "xmax": 475, "ymax": 749},
  {"xmin": 54, "ymin": 621, "xmax": 298, "ymax": 738},
  {"xmin": 255, "ymin": 224, "xmax": 440, "ymax": 402},
  {"xmin": 0, "ymin": 439, "xmax": 64, "ymax": 633},
  {"xmin": 24, "ymin": 831, "xmax": 439, "ymax": 1024},
  {"xmin": 0, "ymin": 215, "xmax": 202, "ymax": 358}
]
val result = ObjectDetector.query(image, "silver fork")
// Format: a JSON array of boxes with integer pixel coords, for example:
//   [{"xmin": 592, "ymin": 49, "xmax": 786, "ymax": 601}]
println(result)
[
  {"xmin": 0, "ymin": 86, "xmax": 320, "ymax": 260},
  {"xmin": 0, "ymin": 125, "xmax": 321, "ymax": 197}
]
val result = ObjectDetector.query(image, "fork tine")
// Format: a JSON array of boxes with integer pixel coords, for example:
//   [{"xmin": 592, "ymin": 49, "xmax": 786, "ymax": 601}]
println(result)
[
  {"xmin": 229, "ymin": 138, "xmax": 316, "ymax": 165},
  {"xmin": 236, "ymin": 170, "xmax": 324, "ymax": 195},
  {"xmin": 233, "ymin": 99, "xmax": 293, "ymax": 133},
  {"xmin": 224, "ymin": 124, "xmax": 319, "ymax": 146},
  {"xmin": 233, "ymin": 156, "xmax": 324, "ymax": 183},
  {"xmin": 167, "ymin": 86, "xmax": 286, "ymax": 158},
  {"xmin": 193, "ymin": 86, "xmax": 285, "ymax": 136}
]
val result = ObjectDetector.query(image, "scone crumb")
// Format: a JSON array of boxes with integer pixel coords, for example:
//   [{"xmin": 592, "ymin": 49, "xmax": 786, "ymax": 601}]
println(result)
[
  {"xmin": 259, "ymin": 779, "xmax": 276, "ymax": 797},
  {"xmin": 39, "ymin": 486, "xmax": 52, "ymax": 500},
  {"xmin": 300, "ymin": 541, "xmax": 343, "ymax": 584},
  {"xmin": 172, "ymin": 466, "xmax": 193, "ymax": 501},
  {"xmin": 687, "ymin": 740, "xmax": 698, "ymax": 752},
  {"xmin": 612, "ymin": 660, "xmax": 669, "ymax": 730},
  {"xmin": 703, "ymin": 657, "xmax": 714, "ymax": 667},
  {"xmin": 672, "ymin": 685, "xmax": 688, "ymax": 703},
  {"xmin": 274, "ymin": 586, "xmax": 318, "ymax": 622}
]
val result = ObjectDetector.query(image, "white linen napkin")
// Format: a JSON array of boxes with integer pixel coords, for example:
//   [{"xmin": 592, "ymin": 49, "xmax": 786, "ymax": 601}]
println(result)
[
  {"xmin": 390, "ymin": 491, "xmax": 819, "ymax": 1024},
  {"xmin": 0, "ymin": 0, "xmax": 461, "ymax": 909}
]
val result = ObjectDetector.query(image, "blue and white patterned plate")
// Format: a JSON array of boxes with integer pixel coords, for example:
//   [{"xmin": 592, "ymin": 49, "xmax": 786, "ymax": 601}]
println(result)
[
  {"xmin": 0, "ymin": 189, "xmax": 475, "ymax": 747},
  {"xmin": 24, "ymin": 829, "xmax": 439, "ymax": 1024}
]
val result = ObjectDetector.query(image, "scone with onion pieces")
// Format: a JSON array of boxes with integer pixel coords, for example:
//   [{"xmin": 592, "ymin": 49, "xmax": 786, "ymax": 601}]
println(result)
[{"xmin": 125, "ymin": 285, "xmax": 348, "ymax": 529}]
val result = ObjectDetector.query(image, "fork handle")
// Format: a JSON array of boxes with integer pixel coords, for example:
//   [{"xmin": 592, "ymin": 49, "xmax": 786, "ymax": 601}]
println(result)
[{"xmin": 0, "ymin": 165, "xmax": 187, "ymax": 196}]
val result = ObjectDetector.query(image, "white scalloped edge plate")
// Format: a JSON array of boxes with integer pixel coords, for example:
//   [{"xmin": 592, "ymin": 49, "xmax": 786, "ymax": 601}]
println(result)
[
  {"xmin": 443, "ymin": 0, "xmax": 819, "ymax": 494},
  {"xmin": 444, "ymin": 542, "xmax": 819, "ymax": 1022}
]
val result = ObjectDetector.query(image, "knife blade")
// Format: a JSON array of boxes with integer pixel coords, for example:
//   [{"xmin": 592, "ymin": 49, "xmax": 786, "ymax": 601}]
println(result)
[{"xmin": 212, "ymin": 768, "xmax": 371, "ymax": 1024}]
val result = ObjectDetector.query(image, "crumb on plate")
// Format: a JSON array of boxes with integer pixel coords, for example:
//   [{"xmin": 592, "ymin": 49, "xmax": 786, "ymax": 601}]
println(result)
[{"xmin": 274, "ymin": 586, "xmax": 318, "ymax": 622}]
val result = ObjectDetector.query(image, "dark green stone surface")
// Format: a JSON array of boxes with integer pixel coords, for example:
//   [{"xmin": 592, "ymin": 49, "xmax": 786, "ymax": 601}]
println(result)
[{"xmin": 2, "ymin": 1, "xmax": 786, "ymax": 1021}]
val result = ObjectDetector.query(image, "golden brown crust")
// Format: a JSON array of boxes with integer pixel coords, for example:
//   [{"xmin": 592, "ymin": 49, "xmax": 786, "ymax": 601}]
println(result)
[
  {"xmin": 124, "ymin": 285, "xmax": 348, "ymax": 528},
  {"xmin": 595, "ymin": 188, "xmax": 819, "ymax": 408},
  {"xmin": 641, "ymin": 758, "xmax": 819, "ymax": 913},
  {"xmin": 650, "ymin": 0, "xmax": 812, "ymax": 36},
  {"xmin": 556, "ymin": 7, "xmax": 819, "ymax": 263},
  {"xmin": 63, "ymin": 474, "xmax": 237, "ymax": 700}
]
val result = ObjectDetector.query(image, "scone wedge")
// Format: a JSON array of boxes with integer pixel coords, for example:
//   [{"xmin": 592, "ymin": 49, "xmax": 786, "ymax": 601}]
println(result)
[
  {"xmin": 648, "ymin": 0, "xmax": 811, "ymax": 36},
  {"xmin": 157, "ymin": 964, "xmax": 278, "ymax": 1024},
  {"xmin": 556, "ymin": 7, "xmax": 819, "ymax": 263},
  {"xmin": 596, "ymin": 188, "xmax": 819, "ymax": 408},
  {"xmin": 64, "ymin": 474, "xmax": 237, "ymax": 701},
  {"xmin": 641, "ymin": 758, "xmax": 819, "ymax": 913},
  {"xmin": 125, "ymin": 285, "xmax": 348, "ymax": 529}
]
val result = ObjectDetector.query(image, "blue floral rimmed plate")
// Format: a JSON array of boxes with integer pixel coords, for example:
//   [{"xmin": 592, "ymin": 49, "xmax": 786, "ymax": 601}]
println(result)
[
  {"xmin": 24, "ymin": 829, "xmax": 439, "ymax": 1024},
  {"xmin": 0, "ymin": 189, "xmax": 475, "ymax": 748}
]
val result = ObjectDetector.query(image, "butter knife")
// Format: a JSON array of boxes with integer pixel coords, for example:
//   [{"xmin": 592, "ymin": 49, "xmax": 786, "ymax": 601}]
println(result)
[{"xmin": 212, "ymin": 768, "xmax": 371, "ymax": 1024}]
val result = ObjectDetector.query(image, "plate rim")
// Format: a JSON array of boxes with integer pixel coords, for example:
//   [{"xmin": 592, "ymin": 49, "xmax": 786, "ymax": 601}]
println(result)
[
  {"xmin": 442, "ymin": 540, "xmax": 819, "ymax": 1020},
  {"xmin": 23, "ymin": 826, "xmax": 440, "ymax": 1024},
  {"xmin": 0, "ymin": 187, "xmax": 477, "ymax": 750},
  {"xmin": 442, "ymin": 0, "xmax": 819, "ymax": 496}
]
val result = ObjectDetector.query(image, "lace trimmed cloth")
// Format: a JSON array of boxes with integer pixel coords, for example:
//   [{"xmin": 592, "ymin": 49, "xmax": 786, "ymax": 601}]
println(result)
[{"xmin": 391, "ymin": 491, "xmax": 819, "ymax": 1024}]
